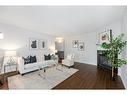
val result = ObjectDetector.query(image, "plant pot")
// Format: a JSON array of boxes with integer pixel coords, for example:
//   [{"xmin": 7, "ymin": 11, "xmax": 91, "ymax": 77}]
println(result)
[{"xmin": 111, "ymin": 68, "xmax": 118, "ymax": 81}]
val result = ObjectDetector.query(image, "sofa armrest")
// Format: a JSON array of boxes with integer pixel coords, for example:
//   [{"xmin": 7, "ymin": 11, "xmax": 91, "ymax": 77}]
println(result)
[{"xmin": 17, "ymin": 57, "xmax": 24, "ymax": 74}]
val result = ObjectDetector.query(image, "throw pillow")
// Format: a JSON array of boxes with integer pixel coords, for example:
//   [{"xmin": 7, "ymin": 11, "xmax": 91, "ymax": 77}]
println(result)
[
  {"xmin": 22, "ymin": 56, "xmax": 31, "ymax": 64},
  {"xmin": 44, "ymin": 54, "xmax": 51, "ymax": 60},
  {"xmin": 30, "ymin": 55, "xmax": 37, "ymax": 63}
]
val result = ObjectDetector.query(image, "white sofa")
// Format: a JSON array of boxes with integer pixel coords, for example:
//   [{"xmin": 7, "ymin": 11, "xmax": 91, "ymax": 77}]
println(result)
[{"xmin": 18, "ymin": 56, "xmax": 58, "ymax": 75}]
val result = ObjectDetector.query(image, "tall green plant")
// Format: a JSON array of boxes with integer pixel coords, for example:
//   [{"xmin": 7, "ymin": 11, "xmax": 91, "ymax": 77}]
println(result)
[{"xmin": 101, "ymin": 34, "xmax": 127, "ymax": 79}]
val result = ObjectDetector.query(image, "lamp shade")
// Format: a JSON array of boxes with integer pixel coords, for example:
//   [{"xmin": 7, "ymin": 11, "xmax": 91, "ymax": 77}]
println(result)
[
  {"xmin": 5, "ymin": 51, "xmax": 17, "ymax": 57},
  {"xmin": 0, "ymin": 32, "xmax": 4, "ymax": 39}
]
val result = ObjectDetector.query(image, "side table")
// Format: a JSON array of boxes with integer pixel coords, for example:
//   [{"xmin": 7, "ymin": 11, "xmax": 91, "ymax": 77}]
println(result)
[{"xmin": 4, "ymin": 63, "xmax": 18, "ymax": 82}]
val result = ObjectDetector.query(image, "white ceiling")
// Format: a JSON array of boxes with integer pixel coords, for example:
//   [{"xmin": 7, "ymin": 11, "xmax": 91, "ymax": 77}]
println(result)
[{"xmin": 0, "ymin": 6, "xmax": 125, "ymax": 36}]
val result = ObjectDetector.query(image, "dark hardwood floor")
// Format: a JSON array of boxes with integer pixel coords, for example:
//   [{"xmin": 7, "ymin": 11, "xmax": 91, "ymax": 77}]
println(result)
[
  {"xmin": 0, "ymin": 71, "xmax": 18, "ymax": 89},
  {"xmin": 53, "ymin": 62, "xmax": 125, "ymax": 89},
  {"xmin": 0, "ymin": 62, "xmax": 125, "ymax": 89}
]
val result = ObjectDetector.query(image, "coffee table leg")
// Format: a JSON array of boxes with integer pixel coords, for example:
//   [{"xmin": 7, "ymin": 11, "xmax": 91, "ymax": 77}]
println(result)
[
  {"xmin": 38, "ymin": 68, "xmax": 46, "ymax": 79},
  {"xmin": 56, "ymin": 64, "xmax": 63, "ymax": 72},
  {"xmin": 44, "ymin": 68, "xmax": 46, "ymax": 73},
  {"xmin": 4, "ymin": 65, "xmax": 6, "ymax": 82}
]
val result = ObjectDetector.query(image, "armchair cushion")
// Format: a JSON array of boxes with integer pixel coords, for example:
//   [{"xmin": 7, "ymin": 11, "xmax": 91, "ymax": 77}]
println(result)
[
  {"xmin": 62, "ymin": 54, "xmax": 74, "ymax": 67},
  {"xmin": 67, "ymin": 54, "xmax": 72, "ymax": 60},
  {"xmin": 62, "ymin": 59, "xmax": 74, "ymax": 67}
]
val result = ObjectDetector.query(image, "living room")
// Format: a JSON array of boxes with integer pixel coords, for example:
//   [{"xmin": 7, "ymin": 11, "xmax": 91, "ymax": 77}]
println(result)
[{"xmin": 0, "ymin": 0, "xmax": 127, "ymax": 94}]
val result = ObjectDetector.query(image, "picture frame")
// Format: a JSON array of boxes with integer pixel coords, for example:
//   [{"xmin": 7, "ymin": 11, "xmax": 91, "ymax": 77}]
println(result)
[
  {"xmin": 39, "ymin": 39, "xmax": 47, "ymax": 49},
  {"xmin": 78, "ymin": 42, "xmax": 84, "ymax": 51},
  {"xmin": 29, "ymin": 38, "xmax": 39, "ymax": 50},
  {"xmin": 72, "ymin": 40, "xmax": 79, "ymax": 48},
  {"xmin": 99, "ymin": 30, "xmax": 112, "ymax": 44}
]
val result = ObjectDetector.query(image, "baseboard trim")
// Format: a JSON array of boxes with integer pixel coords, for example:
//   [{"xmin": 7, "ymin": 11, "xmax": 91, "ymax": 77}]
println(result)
[
  {"xmin": 120, "ymin": 75, "xmax": 127, "ymax": 89},
  {"xmin": 75, "ymin": 61, "xmax": 97, "ymax": 66}
]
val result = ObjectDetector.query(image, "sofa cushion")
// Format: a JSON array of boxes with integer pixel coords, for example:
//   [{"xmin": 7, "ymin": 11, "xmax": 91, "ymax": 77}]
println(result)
[
  {"xmin": 36, "ymin": 54, "xmax": 44, "ymax": 62},
  {"xmin": 67, "ymin": 54, "xmax": 72, "ymax": 60},
  {"xmin": 46, "ymin": 60, "xmax": 56, "ymax": 66},
  {"xmin": 24, "ymin": 61, "xmax": 55, "ymax": 69},
  {"xmin": 24, "ymin": 63, "xmax": 36, "ymax": 69},
  {"xmin": 24, "ymin": 62, "xmax": 43, "ymax": 69}
]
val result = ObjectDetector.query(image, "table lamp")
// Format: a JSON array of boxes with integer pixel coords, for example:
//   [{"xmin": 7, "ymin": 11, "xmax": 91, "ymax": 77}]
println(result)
[{"xmin": 5, "ymin": 51, "xmax": 17, "ymax": 65}]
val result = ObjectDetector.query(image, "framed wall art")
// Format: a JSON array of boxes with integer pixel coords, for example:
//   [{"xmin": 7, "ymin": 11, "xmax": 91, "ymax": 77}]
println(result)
[
  {"xmin": 72, "ymin": 40, "xmax": 79, "ymax": 48},
  {"xmin": 99, "ymin": 30, "xmax": 112, "ymax": 44},
  {"xmin": 39, "ymin": 39, "xmax": 47, "ymax": 49},
  {"xmin": 29, "ymin": 38, "xmax": 39, "ymax": 50},
  {"xmin": 78, "ymin": 42, "xmax": 84, "ymax": 51}
]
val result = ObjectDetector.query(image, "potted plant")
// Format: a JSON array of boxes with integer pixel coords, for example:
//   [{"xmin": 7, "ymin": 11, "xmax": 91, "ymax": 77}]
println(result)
[{"xmin": 101, "ymin": 33, "xmax": 127, "ymax": 80}]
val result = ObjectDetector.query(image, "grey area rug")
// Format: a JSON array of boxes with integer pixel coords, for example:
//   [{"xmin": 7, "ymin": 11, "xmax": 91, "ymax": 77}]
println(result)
[{"xmin": 8, "ymin": 65, "xmax": 78, "ymax": 89}]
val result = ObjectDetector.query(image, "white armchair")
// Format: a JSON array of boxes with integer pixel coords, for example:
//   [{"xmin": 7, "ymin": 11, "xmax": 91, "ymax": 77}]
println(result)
[{"xmin": 62, "ymin": 54, "xmax": 74, "ymax": 67}]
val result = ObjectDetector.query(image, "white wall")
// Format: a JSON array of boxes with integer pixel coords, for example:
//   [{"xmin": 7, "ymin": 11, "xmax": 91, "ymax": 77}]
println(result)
[
  {"xmin": 0, "ymin": 23, "xmax": 55, "ymax": 56},
  {"xmin": 96, "ymin": 21, "xmax": 122, "ymax": 50},
  {"xmin": 65, "ymin": 21, "xmax": 122, "ymax": 65},
  {"xmin": 0, "ymin": 23, "xmax": 55, "ymax": 72},
  {"xmin": 121, "ymin": 8, "xmax": 127, "ymax": 89},
  {"xmin": 65, "ymin": 32, "xmax": 97, "ymax": 65}
]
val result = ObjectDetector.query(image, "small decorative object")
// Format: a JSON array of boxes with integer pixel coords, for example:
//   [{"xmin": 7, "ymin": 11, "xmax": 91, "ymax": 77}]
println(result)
[
  {"xmin": 78, "ymin": 42, "xmax": 84, "ymax": 51},
  {"xmin": 39, "ymin": 39, "xmax": 47, "ymax": 49},
  {"xmin": 99, "ymin": 30, "xmax": 112, "ymax": 44},
  {"xmin": 73, "ymin": 40, "xmax": 78, "ymax": 48},
  {"xmin": 29, "ymin": 38, "xmax": 39, "ymax": 50}
]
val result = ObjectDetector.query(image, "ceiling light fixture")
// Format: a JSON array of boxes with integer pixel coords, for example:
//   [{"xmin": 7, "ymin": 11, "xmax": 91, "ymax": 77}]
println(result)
[{"xmin": 55, "ymin": 37, "xmax": 64, "ymax": 43}]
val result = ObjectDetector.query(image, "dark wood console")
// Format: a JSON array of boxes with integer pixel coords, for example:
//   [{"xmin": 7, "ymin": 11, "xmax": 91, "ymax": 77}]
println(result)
[
  {"xmin": 97, "ymin": 50, "xmax": 112, "ymax": 70},
  {"xmin": 97, "ymin": 50, "xmax": 118, "ymax": 80}
]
